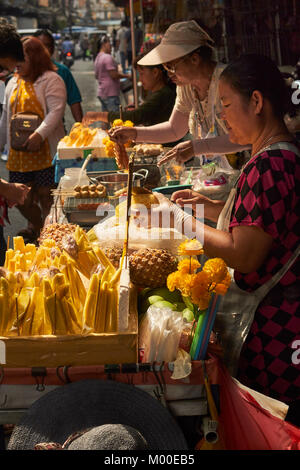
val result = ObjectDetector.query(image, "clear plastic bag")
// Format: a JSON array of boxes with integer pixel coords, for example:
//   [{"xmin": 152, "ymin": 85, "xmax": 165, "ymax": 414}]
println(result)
[
  {"xmin": 138, "ymin": 305, "xmax": 184, "ymax": 363},
  {"xmin": 92, "ymin": 214, "xmax": 186, "ymax": 255},
  {"xmin": 193, "ymin": 164, "xmax": 239, "ymax": 201}
]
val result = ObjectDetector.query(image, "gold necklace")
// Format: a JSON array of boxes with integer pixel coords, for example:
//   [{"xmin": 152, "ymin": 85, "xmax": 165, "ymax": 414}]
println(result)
[
  {"xmin": 252, "ymin": 132, "xmax": 293, "ymax": 157},
  {"xmin": 195, "ymin": 70, "xmax": 215, "ymax": 125}
]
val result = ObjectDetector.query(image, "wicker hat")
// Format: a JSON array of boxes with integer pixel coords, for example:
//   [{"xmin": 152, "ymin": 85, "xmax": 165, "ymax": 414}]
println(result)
[
  {"xmin": 138, "ymin": 20, "xmax": 214, "ymax": 66},
  {"xmin": 8, "ymin": 379, "xmax": 188, "ymax": 450}
]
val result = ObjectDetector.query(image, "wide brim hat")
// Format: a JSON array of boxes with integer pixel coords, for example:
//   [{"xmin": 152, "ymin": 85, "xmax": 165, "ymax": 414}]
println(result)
[
  {"xmin": 8, "ymin": 379, "xmax": 188, "ymax": 450},
  {"xmin": 138, "ymin": 20, "xmax": 214, "ymax": 66}
]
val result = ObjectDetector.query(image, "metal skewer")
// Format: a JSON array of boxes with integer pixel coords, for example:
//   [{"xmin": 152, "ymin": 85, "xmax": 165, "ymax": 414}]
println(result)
[{"xmin": 124, "ymin": 152, "xmax": 135, "ymax": 268}]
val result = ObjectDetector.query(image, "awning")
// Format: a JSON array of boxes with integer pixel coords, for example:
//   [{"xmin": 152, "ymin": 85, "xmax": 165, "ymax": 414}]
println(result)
[{"xmin": 98, "ymin": 20, "xmax": 122, "ymax": 26}]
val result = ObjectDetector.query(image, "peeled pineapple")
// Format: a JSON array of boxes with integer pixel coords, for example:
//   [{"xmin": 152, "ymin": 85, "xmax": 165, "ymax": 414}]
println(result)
[
  {"xmin": 103, "ymin": 247, "xmax": 123, "ymax": 269},
  {"xmin": 129, "ymin": 248, "xmax": 177, "ymax": 288}
]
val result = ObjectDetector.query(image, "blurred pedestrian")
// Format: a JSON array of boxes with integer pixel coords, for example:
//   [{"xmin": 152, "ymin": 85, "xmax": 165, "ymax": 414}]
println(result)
[
  {"xmin": 80, "ymin": 34, "xmax": 90, "ymax": 61},
  {"xmin": 116, "ymin": 20, "xmax": 129, "ymax": 73},
  {"xmin": 94, "ymin": 35, "xmax": 130, "ymax": 114},
  {"xmin": 0, "ymin": 20, "xmax": 30, "ymax": 260},
  {"xmin": 0, "ymin": 36, "xmax": 67, "ymax": 242},
  {"xmin": 34, "ymin": 29, "xmax": 83, "ymax": 123}
]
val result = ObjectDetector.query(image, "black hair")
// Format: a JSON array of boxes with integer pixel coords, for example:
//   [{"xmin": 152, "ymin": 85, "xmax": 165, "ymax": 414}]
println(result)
[
  {"xmin": 0, "ymin": 20, "xmax": 24, "ymax": 61},
  {"xmin": 220, "ymin": 54, "xmax": 292, "ymax": 118},
  {"xmin": 190, "ymin": 45, "xmax": 214, "ymax": 63},
  {"xmin": 33, "ymin": 29, "xmax": 55, "ymax": 54},
  {"xmin": 97, "ymin": 35, "xmax": 109, "ymax": 51},
  {"xmin": 133, "ymin": 50, "xmax": 175, "ymax": 89}
]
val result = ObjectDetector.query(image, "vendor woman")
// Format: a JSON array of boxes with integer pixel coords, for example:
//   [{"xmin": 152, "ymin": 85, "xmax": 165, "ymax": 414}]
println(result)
[
  {"xmin": 108, "ymin": 19, "xmax": 250, "ymax": 167},
  {"xmin": 172, "ymin": 54, "xmax": 300, "ymax": 424},
  {"xmin": 83, "ymin": 51, "xmax": 177, "ymax": 144}
]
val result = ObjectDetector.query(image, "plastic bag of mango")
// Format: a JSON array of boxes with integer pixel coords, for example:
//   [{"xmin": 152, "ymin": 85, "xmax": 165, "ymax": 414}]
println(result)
[
  {"xmin": 0, "ymin": 228, "xmax": 123, "ymax": 337},
  {"xmin": 103, "ymin": 119, "xmax": 134, "ymax": 157}
]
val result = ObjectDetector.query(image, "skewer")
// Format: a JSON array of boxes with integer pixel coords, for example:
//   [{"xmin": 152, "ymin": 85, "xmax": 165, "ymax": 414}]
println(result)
[
  {"xmin": 124, "ymin": 153, "xmax": 135, "ymax": 269},
  {"xmin": 119, "ymin": 105, "xmax": 123, "ymax": 122}
]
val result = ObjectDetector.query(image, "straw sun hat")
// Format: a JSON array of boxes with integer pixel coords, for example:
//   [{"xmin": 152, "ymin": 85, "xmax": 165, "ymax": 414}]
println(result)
[
  {"xmin": 8, "ymin": 379, "xmax": 189, "ymax": 450},
  {"xmin": 138, "ymin": 20, "xmax": 214, "ymax": 66}
]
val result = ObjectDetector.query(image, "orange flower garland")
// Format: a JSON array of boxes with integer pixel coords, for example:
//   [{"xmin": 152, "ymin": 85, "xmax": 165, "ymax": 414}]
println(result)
[{"xmin": 167, "ymin": 240, "xmax": 231, "ymax": 312}]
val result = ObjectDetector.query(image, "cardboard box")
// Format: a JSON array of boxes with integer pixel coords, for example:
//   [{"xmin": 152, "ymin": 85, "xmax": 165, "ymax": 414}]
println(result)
[
  {"xmin": 0, "ymin": 288, "xmax": 138, "ymax": 368},
  {"xmin": 57, "ymin": 145, "xmax": 107, "ymax": 160}
]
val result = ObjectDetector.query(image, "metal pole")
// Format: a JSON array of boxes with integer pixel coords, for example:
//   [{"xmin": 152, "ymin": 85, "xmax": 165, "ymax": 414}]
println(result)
[
  {"xmin": 275, "ymin": 9, "xmax": 282, "ymax": 66},
  {"xmin": 140, "ymin": 0, "xmax": 145, "ymax": 33},
  {"xmin": 129, "ymin": 0, "xmax": 138, "ymax": 107}
]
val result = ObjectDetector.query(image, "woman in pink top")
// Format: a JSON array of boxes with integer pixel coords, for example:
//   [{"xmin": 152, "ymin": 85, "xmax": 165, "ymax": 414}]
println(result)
[{"xmin": 94, "ymin": 36, "xmax": 130, "ymax": 113}]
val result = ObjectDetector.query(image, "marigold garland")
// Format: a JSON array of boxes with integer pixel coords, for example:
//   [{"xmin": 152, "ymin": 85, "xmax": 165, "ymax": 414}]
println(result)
[
  {"xmin": 167, "ymin": 239, "xmax": 230, "ymax": 312},
  {"xmin": 178, "ymin": 239, "xmax": 204, "ymax": 257},
  {"xmin": 177, "ymin": 258, "xmax": 201, "ymax": 274}
]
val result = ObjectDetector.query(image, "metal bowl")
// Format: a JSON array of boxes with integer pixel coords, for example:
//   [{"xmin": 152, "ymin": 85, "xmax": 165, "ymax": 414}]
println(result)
[{"xmin": 93, "ymin": 170, "xmax": 148, "ymax": 196}]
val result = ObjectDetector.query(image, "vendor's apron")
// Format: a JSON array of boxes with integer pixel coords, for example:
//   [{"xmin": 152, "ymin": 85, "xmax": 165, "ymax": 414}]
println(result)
[{"xmin": 214, "ymin": 144, "xmax": 300, "ymax": 376}]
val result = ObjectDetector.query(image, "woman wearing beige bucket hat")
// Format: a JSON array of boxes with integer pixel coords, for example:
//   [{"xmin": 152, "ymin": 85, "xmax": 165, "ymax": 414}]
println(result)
[{"xmin": 108, "ymin": 20, "xmax": 249, "ymax": 171}]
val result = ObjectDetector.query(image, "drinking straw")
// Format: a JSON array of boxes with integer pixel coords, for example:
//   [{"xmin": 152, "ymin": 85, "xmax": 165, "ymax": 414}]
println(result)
[
  {"xmin": 189, "ymin": 307, "xmax": 208, "ymax": 359},
  {"xmin": 190, "ymin": 296, "xmax": 213, "ymax": 360},
  {"xmin": 197, "ymin": 294, "xmax": 221, "ymax": 360}
]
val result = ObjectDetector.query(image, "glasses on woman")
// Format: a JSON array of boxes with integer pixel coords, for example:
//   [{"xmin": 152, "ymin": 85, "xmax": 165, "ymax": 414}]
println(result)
[{"xmin": 162, "ymin": 56, "xmax": 187, "ymax": 74}]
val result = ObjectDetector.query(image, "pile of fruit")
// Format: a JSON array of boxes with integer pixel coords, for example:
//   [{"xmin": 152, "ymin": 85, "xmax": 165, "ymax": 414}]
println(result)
[
  {"xmin": 0, "ymin": 227, "xmax": 124, "ymax": 337},
  {"xmin": 138, "ymin": 286, "xmax": 194, "ymax": 323},
  {"xmin": 60, "ymin": 122, "xmax": 98, "ymax": 148},
  {"xmin": 102, "ymin": 246, "xmax": 178, "ymax": 289}
]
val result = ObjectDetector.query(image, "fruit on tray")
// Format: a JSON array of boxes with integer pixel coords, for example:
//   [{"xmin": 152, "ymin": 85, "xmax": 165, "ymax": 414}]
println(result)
[
  {"xmin": 60, "ymin": 122, "xmax": 98, "ymax": 148},
  {"xmin": 73, "ymin": 183, "xmax": 107, "ymax": 199},
  {"xmin": 61, "ymin": 225, "xmax": 103, "ymax": 279},
  {"xmin": 82, "ymin": 263, "xmax": 119, "ymax": 334},
  {"xmin": 38, "ymin": 223, "xmax": 77, "ymax": 250},
  {"xmin": 0, "ymin": 233, "xmax": 125, "ymax": 337},
  {"xmin": 129, "ymin": 248, "xmax": 177, "ymax": 288},
  {"xmin": 103, "ymin": 246, "xmax": 123, "ymax": 269}
]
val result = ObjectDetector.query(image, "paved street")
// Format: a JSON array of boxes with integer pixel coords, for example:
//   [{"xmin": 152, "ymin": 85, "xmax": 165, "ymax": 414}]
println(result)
[{"xmin": 0, "ymin": 58, "xmax": 100, "ymax": 244}]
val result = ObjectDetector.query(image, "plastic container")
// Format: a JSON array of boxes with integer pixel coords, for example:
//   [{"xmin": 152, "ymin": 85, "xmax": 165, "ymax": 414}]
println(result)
[{"xmin": 60, "ymin": 167, "xmax": 90, "ymax": 191}]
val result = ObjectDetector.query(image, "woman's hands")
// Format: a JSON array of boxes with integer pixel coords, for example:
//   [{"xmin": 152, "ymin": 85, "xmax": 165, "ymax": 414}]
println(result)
[
  {"xmin": 171, "ymin": 189, "xmax": 225, "ymax": 223},
  {"xmin": 0, "ymin": 180, "xmax": 30, "ymax": 206},
  {"xmin": 108, "ymin": 126, "xmax": 137, "ymax": 145},
  {"xmin": 158, "ymin": 141, "xmax": 194, "ymax": 166},
  {"xmin": 24, "ymin": 132, "xmax": 43, "ymax": 152}
]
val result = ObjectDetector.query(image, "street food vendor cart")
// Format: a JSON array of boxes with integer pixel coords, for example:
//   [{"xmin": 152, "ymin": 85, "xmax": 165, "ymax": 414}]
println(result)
[{"xmin": 0, "ymin": 131, "xmax": 299, "ymax": 452}]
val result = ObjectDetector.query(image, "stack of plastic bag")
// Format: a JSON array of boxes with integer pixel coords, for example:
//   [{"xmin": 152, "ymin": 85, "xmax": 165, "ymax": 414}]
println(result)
[{"xmin": 139, "ymin": 305, "xmax": 184, "ymax": 363}]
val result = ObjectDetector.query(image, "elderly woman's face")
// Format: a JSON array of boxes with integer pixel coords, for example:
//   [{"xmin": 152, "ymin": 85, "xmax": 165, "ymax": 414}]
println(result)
[
  {"xmin": 163, "ymin": 55, "xmax": 194, "ymax": 84},
  {"xmin": 219, "ymin": 78, "xmax": 254, "ymax": 145}
]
